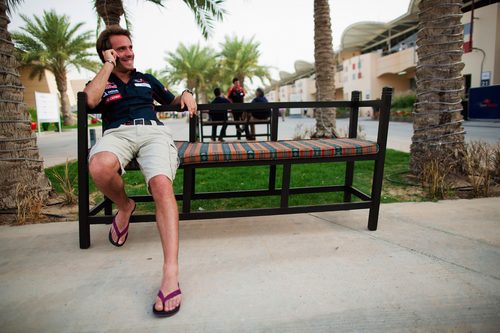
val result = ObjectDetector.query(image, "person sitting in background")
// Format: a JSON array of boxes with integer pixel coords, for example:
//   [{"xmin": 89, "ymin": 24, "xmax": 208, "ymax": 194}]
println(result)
[
  {"xmin": 247, "ymin": 88, "xmax": 270, "ymax": 140},
  {"xmin": 209, "ymin": 88, "xmax": 230, "ymax": 141}
]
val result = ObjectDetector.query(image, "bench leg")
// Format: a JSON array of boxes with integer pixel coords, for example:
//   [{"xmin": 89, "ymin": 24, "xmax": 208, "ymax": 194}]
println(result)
[
  {"xmin": 183, "ymin": 166, "xmax": 194, "ymax": 214},
  {"xmin": 343, "ymin": 161, "xmax": 355, "ymax": 202},
  {"xmin": 368, "ymin": 158, "xmax": 385, "ymax": 231},
  {"xmin": 104, "ymin": 196, "xmax": 113, "ymax": 216},
  {"xmin": 280, "ymin": 163, "xmax": 291, "ymax": 208},
  {"xmin": 268, "ymin": 165, "xmax": 276, "ymax": 191},
  {"xmin": 77, "ymin": 156, "xmax": 91, "ymax": 249},
  {"xmin": 78, "ymin": 202, "xmax": 91, "ymax": 249}
]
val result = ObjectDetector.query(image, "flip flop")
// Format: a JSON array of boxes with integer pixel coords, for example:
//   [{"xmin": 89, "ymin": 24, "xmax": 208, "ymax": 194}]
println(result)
[
  {"xmin": 152, "ymin": 286, "xmax": 182, "ymax": 317},
  {"xmin": 108, "ymin": 203, "xmax": 136, "ymax": 247}
]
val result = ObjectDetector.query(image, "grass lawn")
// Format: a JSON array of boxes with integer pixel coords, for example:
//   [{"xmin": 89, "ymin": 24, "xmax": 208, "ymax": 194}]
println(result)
[{"xmin": 46, "ymin": 149, "xmax": 422, "ymax": 214}]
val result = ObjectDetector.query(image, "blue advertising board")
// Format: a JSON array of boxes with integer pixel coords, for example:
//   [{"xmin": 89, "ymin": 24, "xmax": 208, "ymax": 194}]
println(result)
[{"xmin": 468, "ymin": 85, "xmax": 500, "ymax": 119}]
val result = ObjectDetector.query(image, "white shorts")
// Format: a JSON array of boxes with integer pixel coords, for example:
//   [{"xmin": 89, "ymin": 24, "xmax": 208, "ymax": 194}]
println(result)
[{"xmin": 88, "ymin": 124, "xmax": 179, "ymax": 185}]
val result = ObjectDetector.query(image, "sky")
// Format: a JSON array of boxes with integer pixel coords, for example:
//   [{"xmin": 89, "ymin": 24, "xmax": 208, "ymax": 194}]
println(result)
[{"xmin": 9, "ymin": 0, "xmax": 411, "ymax": 85}]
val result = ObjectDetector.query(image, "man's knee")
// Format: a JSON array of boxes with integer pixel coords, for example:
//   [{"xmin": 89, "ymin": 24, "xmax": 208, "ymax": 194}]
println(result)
[
  {"xmin": 149, "ymin": 175, "xmax": 175, "ymax": 198},
  {"xmin": 89, "ymin": 152, "xmax": 120, "ymax": 180}
]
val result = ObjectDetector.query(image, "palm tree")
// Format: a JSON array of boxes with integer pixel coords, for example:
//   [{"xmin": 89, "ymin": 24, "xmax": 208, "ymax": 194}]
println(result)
[
  {"xmin": 219, "ymin": 35, "xmax": 270, "ymax": 90},
  {"xmin": 94, "ymin": 0, "xmax": 226, "ymax": 38},
  {"xmin": 312, "ymin": 0, "xmax": 337, "ymax": 138},
  {"xmin": 410, "ymin": 0, "xmax": 466, "ymax": 176},
  {"xmin": 0, "ymin": 0, "xmax": 51, "ymax": 212},
  {"xmin": 12, "ymin": 10, "xmax": 98, "ymax": 126},
  {"xmin": 164, "ymin": 43, "xmax": 219, "ymax": 103}
]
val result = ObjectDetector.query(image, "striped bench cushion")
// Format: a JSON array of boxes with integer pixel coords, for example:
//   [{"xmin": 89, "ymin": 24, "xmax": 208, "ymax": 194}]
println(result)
[{"xmin": 175, "ymin": 138, "xmax": 378, "ymax": 165}]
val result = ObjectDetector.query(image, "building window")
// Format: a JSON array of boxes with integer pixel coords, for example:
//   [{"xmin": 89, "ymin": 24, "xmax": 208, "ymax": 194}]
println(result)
[
  {"xmin": 352, "ymin": 63, "xmax": 356, "ymax": 70},
  {"xmin": 358, "ymin": 72, "xmax": 362, "ymax": 79},
  {"xmin": 352, "ymin": 73, "xmax": 356, "ymax": 80}
]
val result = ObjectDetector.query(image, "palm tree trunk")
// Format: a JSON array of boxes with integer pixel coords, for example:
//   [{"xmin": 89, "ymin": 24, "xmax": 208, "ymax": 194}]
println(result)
[
  {"xmin": 410, "ymin": 0, "xmax": 466, "ymax": 176},
  {"xmin": 95, "ymin": 0, "xmax": 124, "ymax": 28},
  {"xmin": 312, "ymin": 0, "xmax": 336, "ymax": 138},
  {"xmin": 55, "ymin": 70, "xmax": 75, "ymax": 126},
  {"xmin": 0, "ymin": 0, "xmax": 51, "ymax": 211}
]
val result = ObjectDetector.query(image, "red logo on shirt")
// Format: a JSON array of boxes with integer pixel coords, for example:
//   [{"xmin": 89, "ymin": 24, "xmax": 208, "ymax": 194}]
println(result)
[{"xmin": 105, "ymin": 93, "xmax": 123, "ymax": 104}]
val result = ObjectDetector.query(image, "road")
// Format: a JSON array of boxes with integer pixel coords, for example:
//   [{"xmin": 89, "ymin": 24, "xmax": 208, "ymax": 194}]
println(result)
[{"xmin": 37, "ymin": 117, "xmax": 500, "ymax": 167}]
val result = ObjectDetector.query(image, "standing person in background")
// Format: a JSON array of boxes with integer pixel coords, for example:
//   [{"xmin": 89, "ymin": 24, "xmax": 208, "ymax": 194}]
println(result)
[
  {"xmin": 209, "ymin": 87, "xmax": 230, "ymax": 141},
  {"xmin": 227, "ymin": 77, "xmax": 246, "ymax": 139}
]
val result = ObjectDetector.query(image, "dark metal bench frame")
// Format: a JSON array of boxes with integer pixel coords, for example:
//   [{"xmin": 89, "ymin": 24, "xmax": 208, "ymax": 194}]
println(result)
[
  {"xmin": 198, "ymin": 109, "xmax": 271, "ymax": 142},
  {"xmin": 77, "ymin": 88, "xmax": 392, "ymax": 249}
]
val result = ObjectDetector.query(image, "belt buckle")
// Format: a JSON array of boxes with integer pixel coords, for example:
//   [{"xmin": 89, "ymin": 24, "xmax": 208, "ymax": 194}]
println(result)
[{"xmin": 133, "ymin": 118, "xmax": 145, "ymax": 125}]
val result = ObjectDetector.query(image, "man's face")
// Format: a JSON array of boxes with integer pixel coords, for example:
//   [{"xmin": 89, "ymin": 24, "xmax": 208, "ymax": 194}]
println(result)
[
  {"xmin": 234, "ymin": 80, "xmax": 241, "ymax": 87},
  {"xmin": 109, "ymin": 34, "xmax": 134, "ymax": 71}
]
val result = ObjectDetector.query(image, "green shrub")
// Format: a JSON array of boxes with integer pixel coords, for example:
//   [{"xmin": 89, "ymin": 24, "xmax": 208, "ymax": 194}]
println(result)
[{"xmin": 391, "ymin": 92, "xmax": 416, "ymax": 109}]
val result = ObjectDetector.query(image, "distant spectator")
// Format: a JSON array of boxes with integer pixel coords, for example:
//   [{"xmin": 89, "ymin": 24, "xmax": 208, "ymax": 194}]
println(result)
[
  {"xmin": 247, "ymin": 88, "xmax": 270, "ymax": 140},
  {"xmin": 227, "ymin": 77, "xmax": 246, "ymax": 139},
  {"xmin": 209, "ymin": 88, "xmax": 230, "ymax": 141}
]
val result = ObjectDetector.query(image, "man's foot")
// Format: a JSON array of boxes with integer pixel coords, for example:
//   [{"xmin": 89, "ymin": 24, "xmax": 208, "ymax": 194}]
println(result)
[
  {"xmin": 153, "ymin": 267, "xmax": 181, "ymax": 315},
  {"xmin": 218, "ymin": 137, "xmax": 225, "ymax": 142},
  {"xmin": 109, "ymin": 199, "xmax": 135, "ymax": 246}
]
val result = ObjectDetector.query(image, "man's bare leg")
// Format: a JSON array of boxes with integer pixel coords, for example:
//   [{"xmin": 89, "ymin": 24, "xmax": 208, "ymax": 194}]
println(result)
[
  {"xmin": 89, "ymin": 152, "xmax": 135, "ymax": 244},
  {"xmin": 149, "ymin": 175, "xmax": 181, "ymax": 312}
]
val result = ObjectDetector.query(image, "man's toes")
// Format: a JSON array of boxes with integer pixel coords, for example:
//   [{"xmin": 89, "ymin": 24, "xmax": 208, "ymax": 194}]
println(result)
[{"xmin": 155, "ymin": 298, "xmax": 163, "ymax": 311}]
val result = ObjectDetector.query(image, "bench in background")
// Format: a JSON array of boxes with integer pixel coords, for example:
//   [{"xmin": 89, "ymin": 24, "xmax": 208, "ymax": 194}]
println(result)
[{"xmin": 198, "ymin": 109, "xmax": 271, "ymax": 142}]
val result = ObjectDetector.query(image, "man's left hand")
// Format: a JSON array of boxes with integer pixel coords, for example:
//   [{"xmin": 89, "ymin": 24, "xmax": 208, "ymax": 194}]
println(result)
[{"xmin": 180, "ymin": 91, "xmax": 197, "ymax": 118}]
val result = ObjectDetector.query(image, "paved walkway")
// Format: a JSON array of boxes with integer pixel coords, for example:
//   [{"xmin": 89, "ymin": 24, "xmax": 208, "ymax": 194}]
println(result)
[{"xmin": 1, "ymin": 198, "xmax": 499, "ymax": 332}]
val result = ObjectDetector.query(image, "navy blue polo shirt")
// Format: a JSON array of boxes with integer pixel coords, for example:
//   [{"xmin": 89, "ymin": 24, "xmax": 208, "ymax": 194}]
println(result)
[{"xmin": 93, "ymin": 70, "xmax": 175, "ymax": 131}]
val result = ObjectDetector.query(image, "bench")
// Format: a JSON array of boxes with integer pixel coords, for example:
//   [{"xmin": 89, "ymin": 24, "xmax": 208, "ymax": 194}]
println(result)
[
  {"xmin": 198, "ymin": 108, "xmax": 271, "ymax": 142},
  {"xmin": 77, "ymin": 88, "xmax": 393, "ymax": 249}
]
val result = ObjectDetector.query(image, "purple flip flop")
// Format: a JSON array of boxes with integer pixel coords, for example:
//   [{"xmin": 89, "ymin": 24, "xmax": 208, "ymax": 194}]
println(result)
[
  {"xmin": 108, "ymin": 203, "xmax": 136, "ymax": 247},
  {"xmin": 152, "ymin": 287, "xmax": 182, "ymax": 317}
]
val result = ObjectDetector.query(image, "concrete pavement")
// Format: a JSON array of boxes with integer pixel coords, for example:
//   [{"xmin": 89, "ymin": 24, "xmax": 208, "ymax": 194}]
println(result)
[
  {"xmin": 37, "ymin": 117, "xmax": 500, "ymax": 168},
  {"xmin": 1, "ymin": 197, "xmax": 499, "ymax": 332}
]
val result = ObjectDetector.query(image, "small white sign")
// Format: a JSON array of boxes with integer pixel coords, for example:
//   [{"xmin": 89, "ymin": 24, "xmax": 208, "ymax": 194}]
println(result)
[
  {"xmin": 35, "ymin": 92, "xmax": 61, "ymax": 133},
  {"xmin": 481, "ymin": 71, "xmax": 491, "ymax": 80}
]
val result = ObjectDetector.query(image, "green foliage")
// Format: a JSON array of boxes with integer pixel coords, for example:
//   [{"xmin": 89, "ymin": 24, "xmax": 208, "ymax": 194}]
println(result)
[
  {"xmin": 219, "ymin": 35, "xmax": 271, "ymax": 89},
  {"xmin": 51, "ymin": 159, "xmax": 77, "ymax": 205},
  {"xmin": 27, "ymin": 107, "xmax": 37, "ymax": 122},
  {"xmin": 12, "ymin": 10, "xmax": 99, "ymax": 78},
  {"xmin": 335, "ymin": 107, "xmax": 350, "ymax": 118},
  {"xmin": 164, "ymin": 43, "xmax": 220, "ymax": 103},
  {"xmin": 164, "ymin": 36, "xmax": 270, "ymax": 103},
  {"xmin": 391, "ymin": 92, "xmax": 416, "ymax": 109}
]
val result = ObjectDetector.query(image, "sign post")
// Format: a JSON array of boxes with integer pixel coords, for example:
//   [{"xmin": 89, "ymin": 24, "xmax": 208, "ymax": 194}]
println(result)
[{"xmin": 35, "ymin": 92, "xmax": 61, "ymax": 133}]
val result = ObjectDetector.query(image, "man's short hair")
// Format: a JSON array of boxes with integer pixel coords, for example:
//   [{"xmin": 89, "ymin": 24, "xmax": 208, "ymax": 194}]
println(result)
[
  {"xmin": 256, "ymin": 88, "xmax": 264, "ymax": 96},
  {"xmin": 96, "ymin": 27, "xmax": 132, "ymax": 63},
  {"xmin": 214, "ymin": 87, "xmax": 221, "ymax": 96},
  {"xmin": 232, "ymin": 77, "xmax": 239, "ymax": 84}
]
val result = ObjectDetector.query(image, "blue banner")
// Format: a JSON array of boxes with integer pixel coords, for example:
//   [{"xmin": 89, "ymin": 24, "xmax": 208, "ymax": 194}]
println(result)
[{"xmin": 468, "ymin": 85, "xmax": 500, "ymax": 119}]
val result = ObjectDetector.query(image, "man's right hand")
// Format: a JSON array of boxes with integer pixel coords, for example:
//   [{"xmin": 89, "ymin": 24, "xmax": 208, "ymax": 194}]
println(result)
[{"xmin": 102, "ymin": 49, "xmax": 117, "ymax": 67}]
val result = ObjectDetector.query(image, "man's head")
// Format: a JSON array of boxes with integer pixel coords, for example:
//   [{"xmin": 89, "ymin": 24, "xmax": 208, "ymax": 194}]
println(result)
[
  {"xmin": 96, "ymin": 27, "xmax": 134, "ymax": 71},
  {"xmin": 232, "ymin": 77, "xmax": 240, "ymax": 87},
  {"xmin": 214, "ymin": 87, "xmax": 222, "ymax": 97},
  {"xmin": 256, "ymin": 88, "xmax": 264, "ymax": 97}
]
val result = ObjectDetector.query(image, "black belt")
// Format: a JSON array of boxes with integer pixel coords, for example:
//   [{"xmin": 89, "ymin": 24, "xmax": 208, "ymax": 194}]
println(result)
[{"xmin": 123, "ymin": 118, "xmax": 163, "ymax": 126}]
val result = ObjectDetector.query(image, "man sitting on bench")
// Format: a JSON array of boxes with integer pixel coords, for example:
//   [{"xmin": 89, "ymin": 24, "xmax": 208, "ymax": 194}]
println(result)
[
  {"xmin": 83, "ymin": 27, "xmax": 196, "ymax": 317},
  {"xmin": 209, "ymin": 87, "xmax": 230, "ymax": 141},
  {"xmin": 247, "ymin": 88, "xmax": 271, "ymax": 140}
]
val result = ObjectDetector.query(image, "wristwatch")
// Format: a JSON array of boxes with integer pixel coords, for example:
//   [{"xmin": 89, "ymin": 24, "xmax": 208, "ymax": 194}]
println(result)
[
  {"xmin": 105, "ymin": 59, "xmax": 115, "ymax": 67},
  {"xmin": 181, "ymin": 89, "xmax": 193, "ymax": 96}
]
